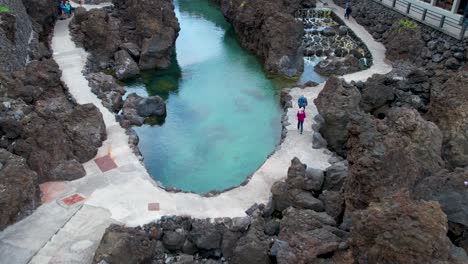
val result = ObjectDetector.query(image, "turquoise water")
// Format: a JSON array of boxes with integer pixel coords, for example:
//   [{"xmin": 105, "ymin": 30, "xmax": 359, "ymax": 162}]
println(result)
[{"xmin": 126, "ymin": 0, "xmax": 283, "ymax": 193}]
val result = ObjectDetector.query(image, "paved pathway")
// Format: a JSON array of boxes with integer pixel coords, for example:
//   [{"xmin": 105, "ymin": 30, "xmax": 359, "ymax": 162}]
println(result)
[{"xmin": 0, "ymin": 1, "xmax": 391, "ymax": 263}]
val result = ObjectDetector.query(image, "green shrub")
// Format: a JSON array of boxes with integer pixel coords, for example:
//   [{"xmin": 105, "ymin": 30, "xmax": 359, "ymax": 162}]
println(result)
[
  {"xmin": 397, "ymin": 19, "xmax": 418, "ymax": 31},
  {"xmin": 0, "ymin": 6, "xmax": 10, "ymax": 12}
]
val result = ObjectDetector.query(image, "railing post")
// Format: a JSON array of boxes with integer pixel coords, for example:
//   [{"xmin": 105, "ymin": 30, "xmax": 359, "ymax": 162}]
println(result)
[
  {"xmin": 392, "ymin": 0, "xmax": 397, "ymax": 7},
  {"xmin": 460, "ymin": 22, "xmax": 467, "ymax": 39},
  {"xmin": 406, "ymin": 2, "xmax": 412, "ymax": 13},
  {"xmin": 440, "ymin": 15, "xmax": 446, "ymax": 28},
  {"xmin": 422, "ymin": 9, "xmax": 427, "ymax": 20}
]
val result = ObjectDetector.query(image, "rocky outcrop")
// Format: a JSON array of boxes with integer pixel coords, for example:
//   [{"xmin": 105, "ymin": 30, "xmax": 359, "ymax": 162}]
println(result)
[
  {"xmin": 314, "ymin": 55, "xmax": 361, "ymax": 76},
  {"xmin": 0, "ymin": 60, "xmax": 106, "ymax": 183},
  {"xmin": 70, "ymin": 0, "xmax": 180, "ymax": 75},
  {"xmin": 351, "ymin": 193, "xmax": 464, "ymax": 264},
  {"xmin": 0, "ymin": 0, "xmax": 33, "ymax": 72},
  {"xmin": 382, "ymin": 22, "xmax": 425, "ymax": 63},
  {"xmin": 314, "ymin": 77, "xmax": 360, "ymax": 156},
  {"xmin": 120, "ymin": 93, "xmax": 166, "ymax": 127},
  {"xmin": 217, "ymin": 0, "xmax": 304, "ymax": 78},
  {"xmin": 87, "ymin": 72, "xmax": 125, "ymax": 113},
  {"xmin": 345, "ymin": 107, "xmax": 444, "ymax": 211},
  {"xmin": 426, "ymin": 73, "xmax": 468, "ymax": 168},
  {"xmin": 0, "ymin": 149, "xmax": 39, "ymax": 230}
]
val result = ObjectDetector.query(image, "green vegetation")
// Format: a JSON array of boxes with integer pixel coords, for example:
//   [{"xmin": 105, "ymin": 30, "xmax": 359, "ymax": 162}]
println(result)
[
  {"xmin": 397, "ymin": 19, "xmax": 418, "ymax": 31},
  {"xmin": 0, "ymin": 6, "xmax": 10, "ymax": 12}
]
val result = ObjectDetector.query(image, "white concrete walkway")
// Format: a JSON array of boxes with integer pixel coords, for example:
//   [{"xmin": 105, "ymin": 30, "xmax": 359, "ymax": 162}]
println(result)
[{"xmin": 0, "ymin": 1, "xmax": 391, "ymax": 263}]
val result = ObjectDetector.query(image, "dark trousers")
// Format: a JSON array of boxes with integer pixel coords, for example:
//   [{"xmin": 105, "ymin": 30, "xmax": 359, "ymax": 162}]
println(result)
[
  {"xmin": 297, "ymin": 121, "xmax": 304, "ymax": 134},
  {"xmin": 345, "ymin": 8, "xmax": 352, "ymax": 19}
]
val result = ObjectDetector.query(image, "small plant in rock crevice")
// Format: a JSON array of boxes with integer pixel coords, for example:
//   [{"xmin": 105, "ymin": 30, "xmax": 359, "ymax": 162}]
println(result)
[
  {"xmin": 397, "ymin": 19, "xmax": 419, "ymax": 32},
  {"xmin": 0, "ymin": 6, "xmax": 10, "ymax": 12}
]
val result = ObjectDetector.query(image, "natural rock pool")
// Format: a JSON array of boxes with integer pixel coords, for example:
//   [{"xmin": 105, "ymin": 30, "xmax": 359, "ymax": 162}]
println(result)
[{"xmin": 125, "ymin": 0, "xmax": 286, "ymax": 193}]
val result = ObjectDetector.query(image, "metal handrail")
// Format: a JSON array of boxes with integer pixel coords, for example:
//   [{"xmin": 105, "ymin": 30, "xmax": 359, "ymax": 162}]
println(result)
[{"xmin": 374, "ymin": 0, "xmax": 467, "ymax": 39}]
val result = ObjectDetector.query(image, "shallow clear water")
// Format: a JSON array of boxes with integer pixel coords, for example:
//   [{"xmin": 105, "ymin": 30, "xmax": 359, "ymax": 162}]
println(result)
[{"xmin": 126, "ymin": 0, "xmax": 286, "ymax": 193}]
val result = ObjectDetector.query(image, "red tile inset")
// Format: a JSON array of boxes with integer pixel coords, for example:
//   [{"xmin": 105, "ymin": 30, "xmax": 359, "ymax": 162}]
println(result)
[
  {"xmin": 148, "ymin": 202, "xmax": 160, "ymax": 211},
  {"xmin": 62, "ymin": 194, "xmax": 86, "ymax": 206},
  {"xmin": 94, "ymin": 154, "xmax": 118, "ymax": 172}
]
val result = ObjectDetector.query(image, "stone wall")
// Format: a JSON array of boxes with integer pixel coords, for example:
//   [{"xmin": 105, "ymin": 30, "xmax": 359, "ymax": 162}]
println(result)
[{"xmin": 0, "ymin": 0, "xmax": 33, "ymax": 72}]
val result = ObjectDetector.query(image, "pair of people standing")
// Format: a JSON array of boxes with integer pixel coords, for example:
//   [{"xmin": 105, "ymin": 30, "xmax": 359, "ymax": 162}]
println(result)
[
  {"xmin": 297, "ymin": 95, "xmax": 308, "ymax": 134},
  {"xmin": 59, "ymin": 0, "xmax": 72, "ymax": 18}
]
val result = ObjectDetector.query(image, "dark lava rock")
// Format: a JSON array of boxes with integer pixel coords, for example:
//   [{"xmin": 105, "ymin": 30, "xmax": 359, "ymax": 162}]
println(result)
[
  {"xmin": 231, "ymin": 217, "xmax": 271, "ymax": 264},
  {"xmin": 162, "ymin": 229, "xmax": 187, "ymax": 251},
  {"xmin": 351, "ymin": 194, "xmax": 461, "ymax": 264},
  {"xmin": 426, "ymin": 73, "xmax": 468, "ymax": 168},
  {"xmin": 113, "ymin": 0, "xmax": 180, "ymax": 70},
  {"xmin": 114, "ymin": 50, "xmax": 140, "ymax": 80},
  {"xmin": 218, "ymin": 0, "xmax": 304, "ymax": 78},
  {"xmin": 0, "ymin": 149, "xmax": 39, "ymax": 230},
  {"xmin": 321, "ymin": 27, "xmax": 336, "ymax": 36},
  {"xmin": 87, "ymin": 72, "xmax": 125, "ymax": 113},
  {"xmin": 345, "ymin": 108, "xmax": 444, "ymax": 211},
  {"xmin": 413, "ymin": 169, "xmax": 468, "ymax": 229},
  {"xmin": 319, "ymin": 190, "xmax": 344, "ymax": 221},
  {"xmin": 382, "ymin": 19, "xmax": 424, "ymax": 63},
  {"xmin": 121, "ymin": 93, "xmax": 166, "ymax": 126},
  {"xmin": 358, "ymin": 74, "xmax": 395, "ymax": 113},
  {"xmin": 315, "ymin": 55, "xmax": 361, "ymax": 76},
  {"xmin": 50, "ymin": 159, "xmax": 86, "ymax": 181},
  {"xmin": 93, "ymin": 224, "xmax": 157, "ymax": 264},
  {"xmin": 315, "ymin": 77, "xmax": 361, "ymax": 156},
  {"xmin": 190, "ymin": 220, "xmax": 223, "ymax": 250}
]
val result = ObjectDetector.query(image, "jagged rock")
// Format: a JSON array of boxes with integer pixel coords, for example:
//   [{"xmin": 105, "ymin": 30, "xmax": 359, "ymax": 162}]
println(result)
[
  {"xmin": 358, "ymin": 74, "xmax": 395, "ymax": 113},
  {"xmin": 0, "ymin": 149, "xmax": 39, "ymax": 230},
  {"xmin": 383, "ymin": 21, "xmax": 424, "ymax": 63},
  {"xmin": 162, "ymin": 229, "xmax": 187, "ymax": 251},
  {"xmin": 351, "ymin": 193, "xmax": 458, "ymax": 264},
  {"xmin": 291, "ymin": 189, "xmax": 324, "ymax": 211},
  {"xmin": 264, "ymin": 219, "xmax": 280, "ymax": 236},
  {"xmin": 114, "ymin": 50, "xmax": 140, "ymax": 80},
  {"xmin": 412, "ymin": 169, "xmax": 468, "ymax": 228},
  {"xmin": 312, "ymin": 132, "xmax": 327, "ymax": 149},
  {"xmin": 113, "ymin": 0, "xmax": 180, "ymax": 70},
  {"xmin": 218, "ymin": 0, "xmax": 304, "ymax": 77},
  {"xmin": 279, "ymin": 207, "xmax": 342, "ymax": 262},
  {"xmin": 315, "ymin": 55, "xmax": 360, "ymax": 76},
  {"xmin": 427, "ymin": 73, "xmax": 468, "ymax": 168},
  {"xmin": 304, "ymin": 167, "xmax": 324, "ymax": 191},
  {"xmin": 121, "ymin": 93, "xmax": 166, "ymax": 126},
  {"xmin": 323, "ymin": 161, "xmax": 348, "ymax": 191},
  {"xmin": 345, "ymin": 108, "xmax": 444, "ymax": 211},
  {"xmin": 231, "ymin": 217, "xmax": 270, "ymax": 264},
  {"xmin": 93, "ymin": 224, "xmax": 157, "ymax": 264},
  {"xmin": 120, "ymin": 42, "xmax": 140, "ymax": 58},
  {"xmin": 319, "ymin": 191, "xmax": 344, "ymax": 221},
  {"xmin": 190, "ymin": 220, "xmax": 222, "ymax": 250},
  {"xmin": 50, "ymin": 159, "xmax": 86, "ymax": 181},
  {"xmin": 315, "ymin": 77, "xmax": 361, "ymax": 156},
  {"xmin": 87, "ymin": 72, "xmax": 125, "ymax": 113}
]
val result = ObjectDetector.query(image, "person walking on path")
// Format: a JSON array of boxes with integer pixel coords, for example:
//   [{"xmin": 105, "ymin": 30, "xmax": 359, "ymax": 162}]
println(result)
[
  {"xmin": 297, "ymin": 107, "xmax": 306, "ymax": 134},
  {"xmin": 298, "ymin": 95, "xmax": 308, "ymax": 109},
  {"xmin": 345, "ymin": 1, "xmax": 352, "ymax": 19}
]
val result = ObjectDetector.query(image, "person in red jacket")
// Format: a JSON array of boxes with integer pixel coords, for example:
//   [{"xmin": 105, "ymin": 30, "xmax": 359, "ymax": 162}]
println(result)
[{"xmin": 297, "ymin": 107, "xmax": 306, "ymax": 134}]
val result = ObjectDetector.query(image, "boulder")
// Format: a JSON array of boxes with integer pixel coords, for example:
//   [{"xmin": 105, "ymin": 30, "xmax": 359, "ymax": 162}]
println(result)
[
  {"xmin": 0, "ymin": 149, "xmax": 39, "ymax": 230},
  {"xmin": 323, "ymin": 161, "xmax": 348, "ymax": 191},
  {"xmin": 315, "ymin": 77, "xmax": 361, "ymax": 156},
  {"xmin": 351, "ymin": 193, "xmax": 456, "ymax": 264},
  {"xmin": 427, "ymin": 73, "xmax": 468, "ymax": 168},
  {"xmin": 136, "ymin": 96, "xmax": 166, "ymax": 117},
  {"xmin": 345, "ymin": 108, "xmax": 444, "ymax": 211},
  {"xmin": 383, "ymin": 22, "xmax": 424, "ymax": 63},
  {"xmin": 162, "ymin": 229, "xmax": 187, "ymax": 251},
  {"xmin": 315, "ymin": 55, "xmax": 361, "ymax": 76},
  {"xmin": 93, "ymin": 224, "xmax": 157, "ymax": 264},
  {"xmin": 231, "ymin": 217, "xmax": 270, "ymax": 264},
  {"xmin": 50, "ymin": 159, "xmax": 86, "ymax": 181},
  {"xmin": 321, "ymin": 27, "xmax": 336, "ymax": 36},
  {"xmin": 114, "ymin": 50, "xmax": 140, "ymax": 80},
  {"xmin": 319, "ymin": 191, "xmax": 344, "ymax": 221},
  {"xmin": 218, "ymin": 0, "xmax": 304, "ymax": 77},
  {"xmin": 87, "ymin": 72, "xmax": 125, "ymax": 113},
  {"xmin": 189, "ymin": 220, "xmax": 223, "ymax": 250}
]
